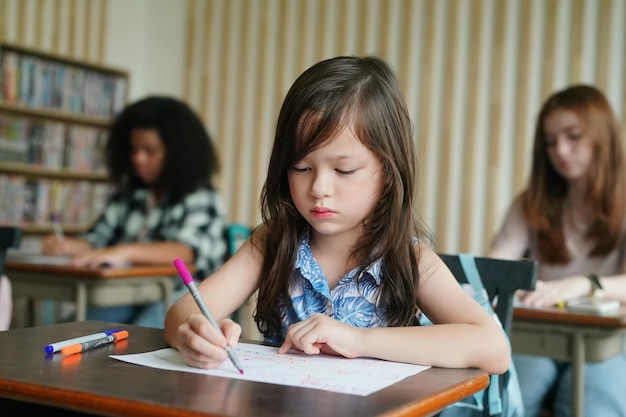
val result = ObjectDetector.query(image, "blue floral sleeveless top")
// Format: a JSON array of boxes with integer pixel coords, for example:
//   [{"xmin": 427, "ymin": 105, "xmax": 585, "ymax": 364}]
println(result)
[{"xmin": 271, "ymin": 231, "xmax": 386, "ymax": 343}]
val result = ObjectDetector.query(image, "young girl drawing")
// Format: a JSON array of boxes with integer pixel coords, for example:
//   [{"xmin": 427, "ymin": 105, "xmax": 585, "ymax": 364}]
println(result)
[{"xmin": 165, "ymin": 55, "xmax": 510, "ymax": 374}]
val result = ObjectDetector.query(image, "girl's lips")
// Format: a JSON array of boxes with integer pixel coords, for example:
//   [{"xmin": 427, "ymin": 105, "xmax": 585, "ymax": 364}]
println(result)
[
  {"xmin": 555, "ymin": 159, "xmax": 572, "ymax": 169},
  {"xmin": 311, "ymin": 207, "xmax": 334, "ymax": 219},
  {"xmin": 135, "ymin": 170, "xmax": 151, "ymax": 179},
  {"xmin": 312, "ymin": 207, "xmax": 333, "ymax": 213}
]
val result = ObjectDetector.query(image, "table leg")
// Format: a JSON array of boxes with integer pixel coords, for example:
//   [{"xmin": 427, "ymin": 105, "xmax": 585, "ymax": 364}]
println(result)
[
  {"xmin": 27, "ymin": 297, "xmax": 37, "ymax": 327},
  {"xmin": 572, "ymin": 331, "xmax": 585, "ymax": 417},
  {"xmin": 75, "ymin": 282, "xmax": 87, "ymax": 321},
  {"xmin": 160, "ymin": 279, "xmax": 172, "ymax": 308}
]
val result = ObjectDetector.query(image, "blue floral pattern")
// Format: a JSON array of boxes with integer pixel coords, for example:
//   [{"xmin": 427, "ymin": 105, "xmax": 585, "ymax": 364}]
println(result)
[{"xmin": 276, "ymin": 231, "xmax": 387, "ymax": 342}]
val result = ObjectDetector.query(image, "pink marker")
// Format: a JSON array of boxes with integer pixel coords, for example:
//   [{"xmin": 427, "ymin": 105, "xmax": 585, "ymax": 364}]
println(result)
[{"xmin": 173, "ymin": 258, "xmax": 244, "ymax": 374}]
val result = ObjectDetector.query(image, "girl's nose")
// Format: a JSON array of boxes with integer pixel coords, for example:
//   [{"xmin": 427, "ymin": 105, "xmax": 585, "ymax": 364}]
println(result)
[
  {"xmin": 310, "ymin": 172, "xmax": 332, "ymax": 198},
  {"xmin": 554, "ymin": 137, "xmax": 570, "ymax": 156},
  {"xmin": 131, "ymin": 150, "xmax": 146, "ymax": 165}
]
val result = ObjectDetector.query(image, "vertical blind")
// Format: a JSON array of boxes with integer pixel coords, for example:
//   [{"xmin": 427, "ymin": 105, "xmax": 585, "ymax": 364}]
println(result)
[{"xmin": 2, "ymin": 0, "xmax": 625, "ymax": 256}]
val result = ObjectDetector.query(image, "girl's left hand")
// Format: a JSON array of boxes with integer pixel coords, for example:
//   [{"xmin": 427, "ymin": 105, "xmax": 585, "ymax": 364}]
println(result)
[
  {"xmin": 278, "ymin": 313, "xmax": 360, "ymax": 358},
  {"xmin": 517, "ymin": 275, "xmax": 590, "ymax": 307},
  {"xmin": 72, "ymin": 246, "xmax": 131, "ymax": 268}
]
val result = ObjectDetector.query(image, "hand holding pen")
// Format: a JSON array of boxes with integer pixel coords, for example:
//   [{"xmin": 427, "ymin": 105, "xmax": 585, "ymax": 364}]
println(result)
[
  {"xmin": 43, "ymin": 213, "xmax": 70, "ymax": 256},
  {"xmin": 50, "ymin": 213, "xmax": 65, "ymax": 240},
  {"xmin": 173, "ymin": 258, "xmax": 245, "ymax": 374}
]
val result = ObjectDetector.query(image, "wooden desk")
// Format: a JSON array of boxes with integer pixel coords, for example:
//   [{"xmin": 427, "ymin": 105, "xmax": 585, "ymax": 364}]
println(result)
[
  {"xmin": 0, "ymin": 321, "xmax": 489, "ymax": 417},
  {"xmin": 512, "ymin": 306, "xmax": 626, "ymax": 417},
  {"xmin": 6, "ymin": 260, "xmax": 179, "ymax": 326}
]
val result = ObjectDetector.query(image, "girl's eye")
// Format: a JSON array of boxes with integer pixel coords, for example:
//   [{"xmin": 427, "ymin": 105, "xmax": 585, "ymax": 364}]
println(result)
[
  {"xmin": 291, "ymin": 166, "xmax": 309, "ymax": 173},
  {"xmin": 337, "ymin": 169, "xmax": 357, "ymax": 175},
  {"xmin": 568, "ymin": 133, "xmax": 581, "ymax": 141}
]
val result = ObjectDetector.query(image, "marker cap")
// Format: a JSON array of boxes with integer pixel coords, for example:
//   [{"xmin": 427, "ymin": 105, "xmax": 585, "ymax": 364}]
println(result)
[{"xmin": 173, "ymin": 258, "xmax": 194, "ymax": 285}]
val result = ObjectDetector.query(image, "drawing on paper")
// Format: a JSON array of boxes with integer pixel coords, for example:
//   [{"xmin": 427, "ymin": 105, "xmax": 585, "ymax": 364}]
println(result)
[{"xmin": 110, "ymin": 343, "xmax": 430, "ymax": 396}]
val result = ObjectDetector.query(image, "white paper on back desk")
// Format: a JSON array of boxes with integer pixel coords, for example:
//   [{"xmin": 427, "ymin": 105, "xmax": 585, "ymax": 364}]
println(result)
[{"xmin": 110, "ymin": 343, "xmax": 430, "ymax": 396}]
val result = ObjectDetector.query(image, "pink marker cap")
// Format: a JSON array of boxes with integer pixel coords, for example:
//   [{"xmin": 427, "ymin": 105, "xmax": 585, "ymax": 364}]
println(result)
[{"xmin": 173, "ymin": 258, "xmax": 194, "ymax": 285}]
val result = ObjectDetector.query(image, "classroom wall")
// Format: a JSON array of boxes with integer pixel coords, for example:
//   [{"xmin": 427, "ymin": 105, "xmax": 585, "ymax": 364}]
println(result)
[{"xmin": 2, "ymin": 0, "xmax": 625, "ymax": 257}]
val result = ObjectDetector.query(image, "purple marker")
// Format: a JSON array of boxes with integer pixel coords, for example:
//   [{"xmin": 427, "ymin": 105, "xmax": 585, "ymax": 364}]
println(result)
[
  {"xmin": 173, "ymin": 258, "xmax": 244, "ymax": 374},
  {"xmin": 50, "ymin": 213, "xmax": 64, "ymax": 240}
]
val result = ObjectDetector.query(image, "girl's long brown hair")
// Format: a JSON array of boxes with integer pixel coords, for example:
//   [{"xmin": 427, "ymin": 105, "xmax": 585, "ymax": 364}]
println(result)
[
  {"xmin": 522, "ymin": 85, "xmax": 626, "ymax": 263},
  {"xmin": 254, "ymin": 56, "xmax": 424, "ymax": 339}
]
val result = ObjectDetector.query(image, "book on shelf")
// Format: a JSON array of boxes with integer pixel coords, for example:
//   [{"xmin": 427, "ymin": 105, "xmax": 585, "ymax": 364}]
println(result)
[
  {"xmin": 0, "ymin": 173, "xmax": 112, "ymax": 229},
  {"xmin": 0, "ymin": 45, "xmax": 127, "ymax": 119},
  {"xmin": 0, "ymin": 175, "xmax": 25, "ymax": 225},
  {"xmin": 0, "ymin": 43, "xmax": 127, "ymax": 236},
  {"xmin": 0, "ymin": 116, "xmax": 28, "ymax": 163},
  {"xmin": 1, "ymin": 50, "xmax": 18, "ymax": 102},
  {"xmin": 65, "ymin": 124, "xmax": 108, "ymax": 172},
  {"xmin": 0, "ymin": 113, "xmax": 107, "ymax": 172}
]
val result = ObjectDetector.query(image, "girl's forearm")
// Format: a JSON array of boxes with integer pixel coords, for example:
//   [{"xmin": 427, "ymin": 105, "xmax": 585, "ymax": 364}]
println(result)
[
  {"xmin": 358, "ymin": 324, "xmax": 510, "ymax": 375},
  {"xmin": 122, "ymin": 242, "xmax": 194, "ymax": 265}
]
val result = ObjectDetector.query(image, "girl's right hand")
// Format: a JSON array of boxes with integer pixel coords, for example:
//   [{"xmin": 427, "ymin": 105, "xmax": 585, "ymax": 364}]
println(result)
[
  {"xmin": 176, "ymin": 313, "xmax": 242, "ymax": 369},
  {"xmin": 42, "ymin": 234, "xmax": 71, "ymax": 256}
]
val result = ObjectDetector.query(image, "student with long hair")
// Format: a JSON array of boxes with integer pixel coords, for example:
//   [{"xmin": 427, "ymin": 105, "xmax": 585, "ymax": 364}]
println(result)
[
  {"xmin": 490, "ymin": 85, "xmax": 626, "ymax": 416},
  {"xmin": 165, "ymin": 55, "xmax": 510, "ymax": 375}
]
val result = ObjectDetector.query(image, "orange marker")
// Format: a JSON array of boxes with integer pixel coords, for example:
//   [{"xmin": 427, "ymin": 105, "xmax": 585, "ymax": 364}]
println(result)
[{"xmin": 61, "ymin": 330, "xmax": 129, "ymax": 355}]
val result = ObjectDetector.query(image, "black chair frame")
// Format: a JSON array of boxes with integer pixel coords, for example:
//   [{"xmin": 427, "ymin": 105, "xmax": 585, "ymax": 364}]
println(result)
[
  {"xmin": 0, "ymin": 227, "xmax": 22, "ymax": 277},
  {"xmin": 439, "ymin": 254, "xmax": 537, "ymax": 337}
]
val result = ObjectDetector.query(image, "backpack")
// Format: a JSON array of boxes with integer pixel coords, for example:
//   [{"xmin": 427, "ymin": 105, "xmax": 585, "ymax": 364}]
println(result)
[{"xmin": 420, "ymin": 253, "xmax": 524, "ymax": 417}]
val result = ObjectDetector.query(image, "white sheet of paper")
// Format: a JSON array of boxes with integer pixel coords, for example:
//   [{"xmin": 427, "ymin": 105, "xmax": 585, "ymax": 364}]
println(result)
[{"xmin": 110, "ymin": 343, "xmax": 430, "ymax": 396}]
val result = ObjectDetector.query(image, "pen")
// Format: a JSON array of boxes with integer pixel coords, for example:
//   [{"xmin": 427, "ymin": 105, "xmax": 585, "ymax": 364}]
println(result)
[
  {"xmin": 44, "ymin": 329, "xmax": 124, "ymax": 353},
  {"xmin": 173, "ymin": 258, "xmax": 245, "ymax": 374},
  {"xmin": 50, "ymin": 213, "xmax": 65, "ymax": 240},
  {"xmin": 61, "ymin": 330, "xmax": 129, "ymax": 355}
]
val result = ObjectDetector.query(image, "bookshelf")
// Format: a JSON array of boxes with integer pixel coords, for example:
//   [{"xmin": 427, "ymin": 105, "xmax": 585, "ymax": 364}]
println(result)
[{"xmin": 0, "ymin": 42, "xmax": 128, "ymax": 236}]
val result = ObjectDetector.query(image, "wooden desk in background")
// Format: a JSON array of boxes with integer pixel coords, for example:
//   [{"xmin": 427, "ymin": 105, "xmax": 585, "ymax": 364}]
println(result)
[
  {"xmin": 0, "ymin": 321, "xmax": 489, "ymax": 417},
  {"xmin": 511, "ymin": 305, "xmax": 626, "ymax": 417},
  {"xmin": 6, "ymin": 259, "xmax": 183, "ymax": 326}
]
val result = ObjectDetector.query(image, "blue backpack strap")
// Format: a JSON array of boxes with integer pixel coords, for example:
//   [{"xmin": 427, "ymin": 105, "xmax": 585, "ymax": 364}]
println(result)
[
  {"xmin": 458, "ymin": 253, "xmax": 503, "ymax": 416},
  {"xmin": 459, "ymin": 253, "xmax": 491, "ymax": 311}
]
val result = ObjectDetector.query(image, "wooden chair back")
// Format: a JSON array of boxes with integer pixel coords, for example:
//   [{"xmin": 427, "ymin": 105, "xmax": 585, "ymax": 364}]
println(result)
[{"xmin": 0, "ymin": 227, "xmax": 22, "ymax": 277}]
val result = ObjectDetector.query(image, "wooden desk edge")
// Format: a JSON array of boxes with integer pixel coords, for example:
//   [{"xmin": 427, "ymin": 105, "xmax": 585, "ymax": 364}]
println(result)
[
  {"xmin": 514, "ymin": 306, "xmax": 626, "ymax": 327},
  {"xmin": 5, "ymin": 262, "xmax": 193, "ymax": 278},
  {"xmin": 0, "ymin": 378, "xmax": 209, "ymax": 417},
  {"xmin": 380, "ymin": 370, "xmax": 490, "ymax": 417},
  {"xmin": 0, "ymin": 368, "xmax": 490, "ymax": 417}
]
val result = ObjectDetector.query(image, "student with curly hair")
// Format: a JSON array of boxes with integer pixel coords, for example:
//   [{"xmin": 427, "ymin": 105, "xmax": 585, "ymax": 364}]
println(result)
[{"xmin": 43, "ymin": 96, "xmax": 228, "ymax": 328}]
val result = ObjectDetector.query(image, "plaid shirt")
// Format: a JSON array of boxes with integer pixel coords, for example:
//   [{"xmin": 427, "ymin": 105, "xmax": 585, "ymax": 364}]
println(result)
[{"xmin": 84, "ymin": 187, "xmax": 228, "ymax": 280}]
